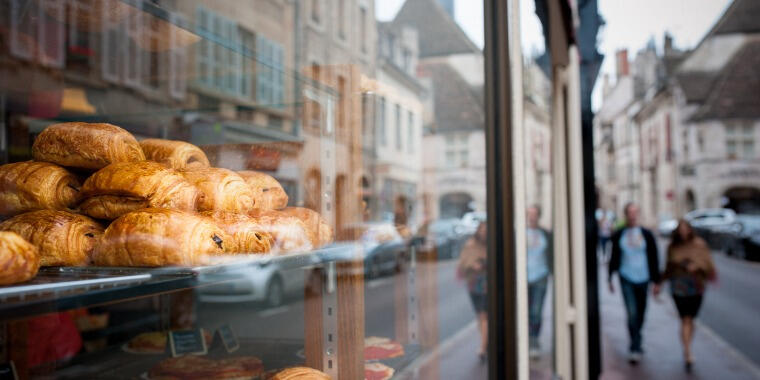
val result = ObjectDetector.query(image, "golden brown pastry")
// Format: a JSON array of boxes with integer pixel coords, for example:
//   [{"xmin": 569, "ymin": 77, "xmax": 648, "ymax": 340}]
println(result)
[
  {"xmin": 201, "ymin": 211, "xmax": 273, "ymax": 254},
  {"xmin": 270, "ymin": 367, "xmax": 331, "ymax": 380},
  {"xmin": 0, "ymin": 231, "xmax": 40, "ymax": 285},
  {"xmin": 140, "ymin": 139, "xmax": 211, "ymax": 170},
  {"xmin": 248, "ymin": 209, "xmax": 314, "ymax": 254},
  {"xmin": 94, "ymin": 208, "xmax": 228, "ymax": 267},
  {"xmin": 32, "ymin": 122, "xmax": 145, "ymax": 170},
  {"xmin": 238, "ymin": 171, "xmax": 288, "ymax": 210},
  {"xmin": 279, "ymin": 207, "xmax": 333, "ymax": 248},
  {"xmin": 0, "ymin": 210, "xmax": 103, "ymax": 266},
  {"xmin": 0, "ymin": 161, "xmax": 82, "ymax": 216},
  {"xmin": 182, "ymin": 168, "xmax": 255, "ymax": 213},
  {"xmin": 80, "ymin": 161, "xmax": 200, "ymax": 220}
]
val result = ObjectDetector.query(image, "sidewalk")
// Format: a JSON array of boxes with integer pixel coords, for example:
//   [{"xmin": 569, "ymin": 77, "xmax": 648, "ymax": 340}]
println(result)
[{"xmin": 600, "ymin": 266, "xmax": 760, "ymax": 380}]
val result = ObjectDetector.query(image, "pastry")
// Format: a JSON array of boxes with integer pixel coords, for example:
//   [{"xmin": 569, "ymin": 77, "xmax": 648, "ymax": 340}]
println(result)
[
  {"xmin": 279, "ymin": 207, "xmax": 333, "ymax": 247},
  {"xmin": 140, "ymin": 139, "xmax": 210, "ymax": 170},
  {"xmin": 270, "ymin": 367, "xmax": 331, "ymax": 380},
  {"xmin": 364, "ymin": 336, "xmax": 404, "ymax": 361},
  {"xmin": 32, "ymin": 122, "xmax": 145, "ymax": 170},
  {"xmin": 365, "ymin": 363, "xmax": 394, "ymax": 380},
  {"xmin": 94, "ymin": 208, "xmax": 228, "ymax": 267},
  {"xmin": 238, "ymin": 171, "xmax": 288, "ymax": 210},
  {"xmin": 182, "ymin": 168, "xmax": 255, "ymax": 213},
  {"xmin": 80, "ymin": 161, "xmax": 200, "ymax": 220},
  {"xmin": 149, "ymin": 355, "xmax": 264, "ymax": 380},
  {"xmin": 126, "ymin": 332, "xmax": 167, "ymax": 354},
  {"xmin": 249, "ymin": 209, "xmax": 314, "ymax": 254},
  {"xmin": 0, "ymin": 231, "xmax": 40, "ymax": 285},
  {"xmin": 201, "ymin": 211, "xmax": 273, "ymax": 254},
  {"xmin": 0, "ymin": 210, "xmax": 103, "ymax": 266},
  {"xmin": 0, "ymin": 161, "xmax": 81, "ymax": 216}
]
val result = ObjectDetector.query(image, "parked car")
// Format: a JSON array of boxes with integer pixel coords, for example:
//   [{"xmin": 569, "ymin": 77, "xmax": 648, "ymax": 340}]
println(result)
[
  {"xmin": 460, "ymin": 211, "xmax": 487, "ymax": 235},
  {"xmin": 657, "ymin": 218, "xmax": 679, "ymax": 237},
  {"xmin": 343, "ymin": 223, "xmax": 407, "ymax": 278},
  {"xmin": 684, "ymin": 208, "xmax": 741, "ymax": 249},
  {"xmin": 419, "ymin": 218, "xmax": 467, "ymax": 260},
  {"xmin": 726, "ymin": 214, "xmax": 760, "ymax": 261}
]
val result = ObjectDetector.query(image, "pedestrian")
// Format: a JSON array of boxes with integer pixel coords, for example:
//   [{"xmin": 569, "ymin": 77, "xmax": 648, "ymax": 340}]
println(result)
[
  {"xmin": 655, "ymin": 219, "xmax": 716, "ymax": 372},
  {"xmin": 457, "ymin": 221, "xmax": 488, "ymax": 364},
  {"xmin": 608, "ymin": 202, "xmax": 661, "ymax": 364},
  {"xmin": 597, "ymin": 209, "xmax": 613, "ymax": 262},
  {"xmin": 526, "ymin": 205, "xmax": 552, "ymax": 359}
]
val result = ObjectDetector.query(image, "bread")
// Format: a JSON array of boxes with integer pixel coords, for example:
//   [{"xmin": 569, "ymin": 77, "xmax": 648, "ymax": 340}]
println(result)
[
  {"xmin": 80, "ymin": 161, "xmax": 200, "ymax": 220},
  {"xmin": 32, "ymin": 122, "xmax": 145, "ymax": 170},
  {"xmin": 279, "ymin": 207, "xmax": 333, "ymax": 247},
  {"xmin": 140, "ymin": 139, "xmax": 210, "ymax": 170},
  {"xmin": 270, "ymin": 367, "xmax": 331, "ymax": 380},
  {"xmin": 94, "ymin": 208, "xmax": 228, "ymax": 267},
  {"xmin": 201, "ymin": 211, "xmax": 273, "ymax": 254},
  {"xmin": 0, "ymin": 231, "xmax": 40, "ymax": 285},
  {"xmin": 238, "ymin": 171, "xmax": 288, "ymax": 210},
  {"xmin": 0, "ymin": 210, "xmax": 103, "ymax": 266},
  {"xmin": 249, "ymin": 209, "xmax": 314, "ymax": 253},
  {"xmin": 0, "ymin": 161, "xmax": 81, "ymax": 216},
  {"xmin": 149, "ymin": 355, "xmax": 263, "ymax": 380},
  {"xmin": 182, "ymin": 168, "xmax": 255, "ymax": 213}
]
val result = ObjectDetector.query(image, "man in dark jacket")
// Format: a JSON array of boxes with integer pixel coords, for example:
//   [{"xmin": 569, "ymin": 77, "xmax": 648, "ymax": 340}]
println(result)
[{"xmin": 608, "ymin": 202, "xmax": 660, "ymax": 364}]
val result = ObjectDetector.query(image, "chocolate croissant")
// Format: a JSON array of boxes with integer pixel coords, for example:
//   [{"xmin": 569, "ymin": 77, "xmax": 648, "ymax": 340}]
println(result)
[
  {"xmin": 0, "ymin": 210, "xmax": 103, "ymax": 266},
  {"xmin": 140, "ymin": 139, "xmax": 210, "ymax": 170},
  {"xmin": 0, "ymin": 161, "xmax": 81, "ymax": 216},
  {"xmin": 270, "ymin": 367, "xmax": 331, "ymax": 380},
  {"xmin": 248, "ymin": 209, "xmax": 314, "ymax": 253},
  {"xmin": 80, "ymin": 161, "xmax": 200, "ymax": 220},
  {"xmin": 0, "ymin": 231, "xmax": 40, "ymax": 285},
  {"xmin": 238, "ymin": 171, "xmax": 288, "ymax": 210},
  {"xmin": 94, "ymin": 208, "xmax": 228, "ymax": 267},
  {"xmin": 201, "ymin": 211, "xmax": 273, "ymax": 254},
  {"xmin": 182, "ymin": 168, "xmax": 255, "ymax": 213},
  {"xmin": 32, "ymin": 122, "xmax": 145, "ymax": 170},
  {"xmin": 279, "ymin": 207, "xmax": 333, "ymax": 248}
]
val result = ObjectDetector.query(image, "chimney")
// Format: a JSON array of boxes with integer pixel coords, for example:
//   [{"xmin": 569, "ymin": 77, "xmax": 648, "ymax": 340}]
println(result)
[
  {"xmin": 616, "ymin": 49, "xmax": 629, "ymax": 79},
  {"xmin": 664, "ymin": 33, "xmax": 674, "ymax": 56}
]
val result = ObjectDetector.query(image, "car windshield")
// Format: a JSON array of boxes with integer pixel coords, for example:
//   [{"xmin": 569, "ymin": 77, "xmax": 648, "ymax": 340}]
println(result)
[{"xmin": 429, "ymin": 219, "xmax": 458, "ymax": 234}]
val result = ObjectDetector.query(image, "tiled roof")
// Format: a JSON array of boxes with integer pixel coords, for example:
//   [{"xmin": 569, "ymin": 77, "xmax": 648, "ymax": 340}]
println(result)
[
  {"xmin": 421, "ymin": 62, "xmax": 484, "ymax": 132},
  {"xmin": 675, "ymin": 72, "xmax": 717, "ymax": 104},
  {"xmin": 391, "ymin": 0, "xmax": 481, "ymax": 58},
  {"xmin": 711, "ymin": 0, "xmax": 760, "ymax": 35}
]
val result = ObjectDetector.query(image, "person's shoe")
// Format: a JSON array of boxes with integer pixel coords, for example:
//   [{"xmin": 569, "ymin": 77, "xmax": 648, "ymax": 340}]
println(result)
[
  {"xmin": 628, "ymin": 351, "xmax": 642, "ymax": 365},
  {"xmin": 685, "ymin": 361, "xmax": 693, "ymax": 373},
  {"xmin": 479, "ymin": 352, "xmax": 487, "ymax": 365}
]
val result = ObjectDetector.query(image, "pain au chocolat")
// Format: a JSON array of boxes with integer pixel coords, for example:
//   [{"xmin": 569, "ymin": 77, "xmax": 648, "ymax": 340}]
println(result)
[
  {"xmin": 0, "ymin": 231, "xmax": 40, "ymax": 285},
  {"xmin": 32, "ymin": 122, "xmax": 145, "ymax": 170},
  {"xmin": 278, "ymin": 207, "xmax": 333, "ymax": 248},
  {"xmin": 182, "ymin": 168, "xmax": 255, "ymax": 213},
  {"xmin": 94, "ymin": 208, "xmax": 229, "ymax": 267},
  {"xmin": 201, "ymin": 211, "xmax": 273, "ymax": 254},
  {"xmin": 270, "ymin": 367, "xmax": 331, "ymax": 380},
  {"xmin": 0, "ymin": 161, "xmax": 82, "ymax": 216},
  {"xmin": 238, "ymin": 171, "xmax": 289, "ymax": 210},
  {"xmin": 80, "ymin": 161, "xmax": 200, "ymax": 220},
  {"xmin": 0, "ymin": 210, "xmax": 103, "ymax": 266},
  {"xmin": 140, "ymin": 138, "xmax": 210, "ymax": 170},
  {"xmin": 248, "ymin": 209, "xmax": 314, "ymax": 253}
]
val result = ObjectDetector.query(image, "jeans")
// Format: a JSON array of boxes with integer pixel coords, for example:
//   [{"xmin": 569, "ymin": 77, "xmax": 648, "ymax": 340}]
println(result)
[
  {"xmin": 620, "ymin": 276, "xmax": 649, "ymax": 352},
  {"xmin": 528, "ymin": 276, "xmax": 549, "ymax": 339}
]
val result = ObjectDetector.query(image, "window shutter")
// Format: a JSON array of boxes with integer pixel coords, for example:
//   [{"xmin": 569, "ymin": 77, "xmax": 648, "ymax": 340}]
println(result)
[
  {"xmin": 273, "ymin": 44, "xmax": 284, "ymax": 107},
  {"xmin": 124, "ymin": 2, "xmax": 142, "ymax": 88},
  {"xmin": 169, "ymin": 12, "xmax": 187, "ymax": 99},
  {"xmin": 101, "ymin": 0, "xmax": 121, "ymax": 82},
  {"xmin": 38, "ymin": 0, "xmax": 64, "ymax": 68}
]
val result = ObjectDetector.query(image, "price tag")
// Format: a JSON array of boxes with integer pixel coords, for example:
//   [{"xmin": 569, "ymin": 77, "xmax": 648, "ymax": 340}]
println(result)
[
  {"xmin": 218, "ymin": 324, "xmax": 239, "ymax": 353},
  {"xmin": 0, "ymin": 362, "xmax": 18, "ymax": 380},
  {"xmin": 169, "ymin": 329, "xmax": 208, "ymax": 357}
]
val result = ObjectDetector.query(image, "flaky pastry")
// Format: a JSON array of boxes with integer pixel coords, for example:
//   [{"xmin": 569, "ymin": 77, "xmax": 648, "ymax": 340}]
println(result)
[
  {"xmin": 201, "ymin": 211, "xmax": 273, "ymax": 254},
  {"xmin": 182, "ymin": 168, "xmax": 254, "ymax": 213},
  {"xmin": 0, "ymin": 231, "xmax": 40, "ymax": 285},
  {"xmin": 238, "ymin": 171, "xmax": 288, "ymax": 210},
  {"xmin": 0, "ymin": 161, "xmax": 81, "ymax": 216},
  {"xmin": 140, "ymin": 139, "xmax": 210, "ymax": 170}
]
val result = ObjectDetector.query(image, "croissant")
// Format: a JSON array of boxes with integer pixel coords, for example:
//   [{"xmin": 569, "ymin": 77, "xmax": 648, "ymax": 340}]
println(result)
[
  {"xmin": 32, "ymin": 122, "xmax": 145, "ymax": 170},
  {"xmin": 201, "ymin": 211, "xmax": 273, "ymax": 254},
  {"xmin": 80, "ymin": 161, "xmax": 200, "ymax": 220},
  {"xmin": 270, "ymin": 367, "xmax": 331, "ymax": 380},
  {"xmin": 0, "ymin": 161, "xmax": 82, "ymax": 216},
  {"xmin": 0, "ymin": 231, "xmax": 40, "ymax": 285},
  {"xmin": 182, "ymin": 168, "xmax": 255, "ymax": 213},
  {"xmin": 0, "ymin": 210, "xmax": 103, "ymax": 266},
  {"xmin": 94, "ymin": 208, "xmax": 229, "ymax": 267},
  {"xmin": 279, "ymin": 207, "xmax": 333, "ymax": 248},
  {"xmin": 140, "ymin": 139, "xmax": 210, "ymax": 170},
  {"xmin": 248, "ymin": 209, "xmax": 314, "ymax": 253},
  {"xmin": 238, "ymin": 171, "xmax": 288, "ymax": 210}
]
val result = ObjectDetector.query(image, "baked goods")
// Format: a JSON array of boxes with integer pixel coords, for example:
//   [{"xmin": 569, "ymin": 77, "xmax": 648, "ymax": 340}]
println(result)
[
  {"xmin": 80, "ymin": 161, "xmax": 200, "ymax": 220},
  {"xmin": 140, "ymin": 139, "xmax": 210, "ymax": 170},
  {"xmin": 0, "ymin": 161, "xmax": 81, "ymax": 216},
  {"xmin": 32, "ymin": 122, "xmax": 145, "ymax": 170},
  {"xmin": 149, "ymin": 355, "xmax": 264, "ymax": 380},
  {"xmin": 270, "ymin": 367, "xmax": 331, "ymax": 380},
  {"xmin": 182, "ymin": 168, "xmax": 255, "ymax": 213},
  {"xmin": 0, "ymin": 231, "xmax": 40, "ymax": 285},
  {"xmin": 238, "ymin": 171, "xmax": 288, "ymax": 210},
  {"xmin": 249, "ymin": 209, "xmax": 314, "ymax": 253},
  {"xmin": 0, "ymin": 210, "xmax": 103, "ymax": 266},
  {"xmin": 279, "ymin": 207, "xmax": 333, "ymax": 247},
  {"xmin": 201, "ymin": 211, "xmax": 273, "ymax": 254},
  {"xmin": 126, "ymin": 332, "xmax": 167, "ymax": 354},
  {"xmin": 94, "ymin": 208, "xmax": 228, "ymax": 267},
  {"xmin": 364, "ymin": 337, "xmax": 404, "ymax": 361},
  {"xmin": 364, "ymin": 363, "xmax": 394, "ymax": 380}
]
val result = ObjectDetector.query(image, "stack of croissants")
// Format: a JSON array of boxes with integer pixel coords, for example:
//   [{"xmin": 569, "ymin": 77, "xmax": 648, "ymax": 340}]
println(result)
[{"xmin": 0, "ymin": 122, "xmax": 333, "ymax": 285}]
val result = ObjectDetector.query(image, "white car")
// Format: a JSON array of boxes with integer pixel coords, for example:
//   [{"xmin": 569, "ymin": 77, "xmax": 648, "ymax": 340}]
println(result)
[{"xmin": 460, "ymin": 211, "xmax": 487, "ymax": 235}]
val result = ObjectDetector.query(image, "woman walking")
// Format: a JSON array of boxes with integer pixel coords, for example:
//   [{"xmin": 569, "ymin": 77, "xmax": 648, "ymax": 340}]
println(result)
[
  {"xmin": 655, "ymin": 219, "xmax": 717, "ymax": 372},
  {"xmin": 458, "ymin": 222, "xmax": 488, "ymax": 364}
]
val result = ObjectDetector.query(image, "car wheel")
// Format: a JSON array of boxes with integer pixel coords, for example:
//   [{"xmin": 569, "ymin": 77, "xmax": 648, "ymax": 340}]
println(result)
[
  {"xmin": 734, "ymin": 243, "xmax": 747, "ymax": 260},
  {"xmin": 266, "ymin": 277, "xmax": 284, "ymax": 308}
]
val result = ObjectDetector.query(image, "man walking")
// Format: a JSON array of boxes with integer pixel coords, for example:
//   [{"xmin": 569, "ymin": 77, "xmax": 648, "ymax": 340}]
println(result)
[
  {"xmin": 526, "ymin": 205, "xmax": 552, "ymax": 359},
  {"xmin": 608, "ymin": 202, "xmax": 660, "ymax": 364}
]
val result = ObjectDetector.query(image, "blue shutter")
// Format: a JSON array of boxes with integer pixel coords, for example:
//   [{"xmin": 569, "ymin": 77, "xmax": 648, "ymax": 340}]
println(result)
[{"xmin": 273, "ymin": 43, "xmax": 284, "ymax": 108}]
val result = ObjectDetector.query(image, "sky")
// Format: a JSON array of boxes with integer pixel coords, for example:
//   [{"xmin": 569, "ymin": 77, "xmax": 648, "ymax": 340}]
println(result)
[{"xmin": 376, "ymin": 0, "xmax": 733, "ymax": 110}]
